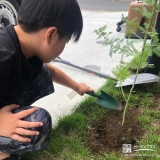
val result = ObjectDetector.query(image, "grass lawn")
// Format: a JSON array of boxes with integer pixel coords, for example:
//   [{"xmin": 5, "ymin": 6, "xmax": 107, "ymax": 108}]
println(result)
[{"xmin": 21, "ymin": 55, "xmax": 160, "ymax": 160}]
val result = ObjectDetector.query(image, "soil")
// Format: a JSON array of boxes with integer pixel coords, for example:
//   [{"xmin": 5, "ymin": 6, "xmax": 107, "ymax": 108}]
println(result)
[
  {"xmin": 86, "ymin": 106, "xmax": 145, "ymax": 155},
  {"xmin": 129, "ymin": 68, "xmax": 144, "ymax": 74}
]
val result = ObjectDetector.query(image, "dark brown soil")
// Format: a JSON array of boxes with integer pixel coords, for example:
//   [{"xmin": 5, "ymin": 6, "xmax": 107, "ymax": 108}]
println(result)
[
  {"xmin": 129, "ymin": 68, "xmax": 144, "ymax": 74},
  {"xmin": 86, "ymin": 106, "xmax": 144, "ymax": 154}
]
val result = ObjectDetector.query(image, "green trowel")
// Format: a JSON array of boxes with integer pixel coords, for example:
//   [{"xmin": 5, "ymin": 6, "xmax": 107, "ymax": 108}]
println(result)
[{"xmin": 86, "ymin": 90, "xmax": 122, "ymax": 110}]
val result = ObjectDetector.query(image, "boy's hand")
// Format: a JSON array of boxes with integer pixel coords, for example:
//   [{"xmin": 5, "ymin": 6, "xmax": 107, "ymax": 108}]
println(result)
[
  {"xmin": 0, "ymin": 104, "xmax": 43, "ymax": 142},
  {"xmin": 75, "ymin": 82, "xmax": 94, "ymax": 96}
]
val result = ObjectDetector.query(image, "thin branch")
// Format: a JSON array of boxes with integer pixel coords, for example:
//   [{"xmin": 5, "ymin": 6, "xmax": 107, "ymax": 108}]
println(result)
[
  {"xmin": 120, "ymin": 86, "xmax": 127, "ymax": 101},
  {"xmin": 122, "ymin": 0, "xmax": 158, "ymax": 125},
  {"xmin": 128, "ymin": 27, "xmax": 143, "ymax": 40}
]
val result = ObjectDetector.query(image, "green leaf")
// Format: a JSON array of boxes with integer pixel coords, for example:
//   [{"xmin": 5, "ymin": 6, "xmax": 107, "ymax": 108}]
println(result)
[
  {"xmin": 114, "ymin": 38, "xmax": 124, "ymax": 53},
  {"xmin": 107, "ymin": 32, "xmax": 112, "ymax": 36},
  {"xmin": 152, "ymin": 27, "xmax": 157, "ymax": 33},
  {"xmin": 145, "ymin": 63, "xmax": 154, "ymax": 68},
  {"xmin": 103, "ymin": 39, "xmax": 110, "ymax": 46},
  {"xmin": 112, "ymin": 64, "xmax": 130, "ymax": 81},
  {"xmin": 152, "ymin": 36, "xmax": 159, "ymax": 46},
  {"xmin": 130, "ymin": 43, "xmax": 139, "ymax": 55},
  {"xmin": 156, "ymin": 4, "xmax": 160, "ymax": 12},
  {"xmin": 109, "ymin": 46, "xmax": 113, "ymax": 57},
  {"xmin": 153, "ymin": 45, "xmax": 160, "ymax": 57},
  {"xmin": 97, "ymin": 35, "xmax": 102, "ymax": 40},
  {"xmin": 142, "ymin": 6, "xmax": 152, "ymax": 19},
  {"xmin": 94, "ymin": 30, "xmax": 98, "ymax": 34},
  {"xmin": 143, "ymin": 0, "xmax": 154, "ymax": 5},
  {"xmin": 126, "ymin": 17, "xmax": 137, "ymax": 26},
  {"xmin": 143, "ymin": 22, "xmax": 150, "ymax": 29},
  {"xmin": 134, "ymin": 8, "xmax": 142, "ymax": 15},
  {"xmin": 121, "ymin": 14, "xmax": 126, "ymax": 23},
  {"xmin": 144, "ymin": 45, "xmax": 153, "ymax": 56},
  {"xmin": 138, "ymin": 26, "xmax": 147, "ymax": 34},
  {"xmin": 148, "ymin": 32, "xmax": 158, "ymax": 37},
  {"xmin": 99, "ymin": 25, "xmax": 107, "ymax": 32},
  {"xmin": 148, "ymin": 47, "xmax": 153, "ymax": 56}
]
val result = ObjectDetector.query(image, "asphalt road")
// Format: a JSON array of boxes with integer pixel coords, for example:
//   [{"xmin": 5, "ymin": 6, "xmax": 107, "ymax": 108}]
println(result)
[{"xmin": 77, "ymin": 0, "xmax": 131, "ymax": 11}]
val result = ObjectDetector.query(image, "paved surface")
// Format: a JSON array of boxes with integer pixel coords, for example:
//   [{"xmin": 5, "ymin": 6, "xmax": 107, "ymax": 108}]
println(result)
[
  {"xmin": 77, "ymin": 0, "xmax": 131, "ymax": 11},
  {"xmin": 32, "ymin": 10, "xmax": 134, "ymax": 127}
]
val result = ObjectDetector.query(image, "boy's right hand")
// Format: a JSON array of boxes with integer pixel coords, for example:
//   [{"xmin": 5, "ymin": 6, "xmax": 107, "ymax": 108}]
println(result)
[{"xmin": 0, "ymin": 104, "xmax": 43, "ymax": 142}]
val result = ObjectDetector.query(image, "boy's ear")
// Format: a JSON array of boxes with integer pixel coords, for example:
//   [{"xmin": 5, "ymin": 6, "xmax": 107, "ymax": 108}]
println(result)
[{"xmin": 46, "ymin": 27, "xmax": 58, "ymax": 44}]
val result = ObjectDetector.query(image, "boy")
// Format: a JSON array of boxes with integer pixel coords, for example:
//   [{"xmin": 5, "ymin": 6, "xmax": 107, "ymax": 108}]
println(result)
[{"xmin": 0, "ymin": 0, "xmax": 94, "ymax": 159}]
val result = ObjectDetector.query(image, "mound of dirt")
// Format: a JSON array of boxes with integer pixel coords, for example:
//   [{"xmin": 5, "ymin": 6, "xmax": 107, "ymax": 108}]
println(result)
[{"xmin": 87, "ymin": 106, "xmax": 145, "ymax": 154}]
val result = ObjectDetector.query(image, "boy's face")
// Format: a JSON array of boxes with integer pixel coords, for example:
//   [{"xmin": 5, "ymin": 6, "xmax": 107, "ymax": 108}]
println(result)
[{"xmin": 38, "ymin": 27, "xmax": 70, "ymax": 63}]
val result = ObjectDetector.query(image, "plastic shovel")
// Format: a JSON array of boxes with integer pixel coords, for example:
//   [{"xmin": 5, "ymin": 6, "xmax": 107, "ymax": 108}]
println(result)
[{"xmin": 86, "ymin": 90, "xmax": 122, "ymax": 110}]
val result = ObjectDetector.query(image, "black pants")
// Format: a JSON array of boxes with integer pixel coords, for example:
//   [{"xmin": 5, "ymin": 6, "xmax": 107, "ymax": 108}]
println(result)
[{"xmin": 0, "ymin": 65, "xmax": 54, "ymax": 154}]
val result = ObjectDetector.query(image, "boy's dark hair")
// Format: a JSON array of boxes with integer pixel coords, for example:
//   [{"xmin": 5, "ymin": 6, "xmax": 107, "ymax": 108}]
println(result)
[{"xmin": 17, "ymin": 0, "xmax": 83, "ymax": 42}]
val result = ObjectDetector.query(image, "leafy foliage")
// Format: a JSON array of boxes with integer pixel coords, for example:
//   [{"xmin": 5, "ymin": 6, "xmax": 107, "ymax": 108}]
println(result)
[{"xmin": 94, "ymin": 0, "xmax": 160, "ymax": 125}]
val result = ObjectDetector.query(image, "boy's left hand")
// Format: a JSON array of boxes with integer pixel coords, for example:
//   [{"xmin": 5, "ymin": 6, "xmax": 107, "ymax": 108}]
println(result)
[{"xmin": 75, "ymin": 82, "xmax": 94, "ymax": 96}]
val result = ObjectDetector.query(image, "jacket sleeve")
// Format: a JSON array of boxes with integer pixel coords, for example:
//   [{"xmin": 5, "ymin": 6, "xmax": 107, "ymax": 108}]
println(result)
[{"xmin": 0, "ymin": 50, "xmax": 13, "ymax": 95}]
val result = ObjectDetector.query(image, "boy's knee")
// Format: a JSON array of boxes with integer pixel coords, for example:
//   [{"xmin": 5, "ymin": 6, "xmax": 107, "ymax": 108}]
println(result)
[
  {"xmin": 28, "ymin": 107, "xmax": 52, "ymax": 151},
  {"xmin": 13, "ymin": 106, "xmax": 52, "ymax": 134},
  {"xmin": 1, "ymin": 106, "xmax": 52, "ymax": 154}
]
